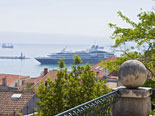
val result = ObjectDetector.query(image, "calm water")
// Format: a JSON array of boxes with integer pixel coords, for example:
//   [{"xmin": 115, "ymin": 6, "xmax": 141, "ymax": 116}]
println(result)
[{"xmin": 0, "ymin": 44, "xmax": 112, "ymax": 77}]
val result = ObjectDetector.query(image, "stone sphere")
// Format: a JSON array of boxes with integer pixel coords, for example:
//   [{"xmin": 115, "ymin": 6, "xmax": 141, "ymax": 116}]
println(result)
[{"xmin": 119, "ymin": 60, "xmax": 147, "ymax": 89}]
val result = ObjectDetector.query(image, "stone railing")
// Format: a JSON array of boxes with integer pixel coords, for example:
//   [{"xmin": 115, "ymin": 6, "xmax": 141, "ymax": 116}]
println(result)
[
  {"xmin": 152, "ymin": 88, "xmax": 155, "ymax": 113},
  {"xmin": 55, "ymin": 60, "xmax": 154, "ymax": 116}
]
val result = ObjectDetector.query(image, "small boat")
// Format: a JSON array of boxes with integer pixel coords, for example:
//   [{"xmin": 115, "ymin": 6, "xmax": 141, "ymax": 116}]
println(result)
[{"xmin": 2, "ymin": 43, "xmax": 14, "ymax": 48}]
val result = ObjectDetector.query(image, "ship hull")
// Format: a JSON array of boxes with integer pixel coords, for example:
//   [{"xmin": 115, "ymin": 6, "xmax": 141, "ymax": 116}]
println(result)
[{"xmin": 35, "ymin": 58, "xmax": 103, "ymax": 64}]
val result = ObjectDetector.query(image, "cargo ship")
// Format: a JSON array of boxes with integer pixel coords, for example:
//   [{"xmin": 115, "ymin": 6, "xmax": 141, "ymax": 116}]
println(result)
[{"xmin": 2, "ymin": 43, "xmax": 14, "ymax": 48}]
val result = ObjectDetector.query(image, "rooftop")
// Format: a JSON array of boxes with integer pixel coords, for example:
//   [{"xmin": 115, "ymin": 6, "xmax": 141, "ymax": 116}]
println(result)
[
  {"xmin": 0, "ymin": 74, "xmax": 29, "ymax": 86},
  {"xmin": 33, "ymin": 69, "xmax": 57, "ymax": 89},
  {"xmin": 0, "ymin": 85, "xmax": 18, "ymax": 91},
  {"xmin": 0, "ymin": 91, "xmax": 35, "ymax": 115},
  {"xmin": 91, "ymin": 56, "xmax": 117, "ymax": 78},
  {"xmin": 20, "ymin": 70, "xmax": 57, "ymax": 90}
]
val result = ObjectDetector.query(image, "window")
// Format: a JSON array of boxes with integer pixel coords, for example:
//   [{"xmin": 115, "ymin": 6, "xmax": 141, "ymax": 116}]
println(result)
[{"xmin": 11, "ymin": 94, "xmax": 22, "ymax": 100}]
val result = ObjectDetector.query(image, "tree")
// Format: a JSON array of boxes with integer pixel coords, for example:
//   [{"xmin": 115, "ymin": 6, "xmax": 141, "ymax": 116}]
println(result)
[
  {"xmin": 37, "ymin": 59, "xmax": 67, "ymax": 116},
  {"xmin": 105, "ymin": 11, "xmax": 155, "ymax": 80},
  {"xmin": 37, "ymin": 56, "xmax": 110, "ymax": 116},
  {"xmin": 24, "ymin": 83, "xmax": 35, "ymax": 91}
]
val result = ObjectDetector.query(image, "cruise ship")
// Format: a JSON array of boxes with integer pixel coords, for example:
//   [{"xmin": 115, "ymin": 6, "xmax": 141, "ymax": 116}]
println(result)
[{"xmin": 35, "ymin": 45, "xmax": 114, "ymax": 64}]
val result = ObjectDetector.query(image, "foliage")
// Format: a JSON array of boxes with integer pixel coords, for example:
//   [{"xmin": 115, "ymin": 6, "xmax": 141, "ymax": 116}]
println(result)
[
  {"xmin": 143, "ymin": 77, "xmax": 155, "ymax": 88},
  {"xmin": 73, "ymin": 54, "xmax": 82, "ymax": 64},
  {"xmin": 105, "ymin": 10, "xmax": 155, "ymax": 80},
  {"xmin": 37, "ymin": 56, "xmax": 110, "ymax": 116},
  {"xmin": 106, "ymin": 10, "xmax": 155, "ymax": 114},
  {"xmin": 24, "ymin": 83, "xmax": 35, "ymax": 91},
  {"xmin": 17, "ymin": 109, "xmax": 22, "ymax": 116}
]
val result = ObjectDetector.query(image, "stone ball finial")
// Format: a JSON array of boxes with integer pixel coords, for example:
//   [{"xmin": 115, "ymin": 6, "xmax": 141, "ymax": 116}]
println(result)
[{"xmin": 119, "ymin": 60, "xmax": 147, "ymax": 89}]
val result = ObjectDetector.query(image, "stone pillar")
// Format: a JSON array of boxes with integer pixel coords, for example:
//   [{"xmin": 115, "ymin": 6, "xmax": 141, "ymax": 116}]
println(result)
[{"xmin": 112, "ymin": 60, "xmax": 152, "ymax": 116}]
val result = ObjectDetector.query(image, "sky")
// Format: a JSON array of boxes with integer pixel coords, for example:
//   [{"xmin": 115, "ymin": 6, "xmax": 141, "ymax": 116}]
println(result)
[{"xmin": 0, "ymin": 0, "xmax": 154, "ymax": 45}]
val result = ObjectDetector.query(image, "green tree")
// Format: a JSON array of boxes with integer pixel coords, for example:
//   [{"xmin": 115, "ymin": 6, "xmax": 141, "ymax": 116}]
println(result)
[
  {"xmin": 105, "ymin": 10, "xmax": 155, "ymax": 80},
  {"xmin": 37, "ymin": 56, "xmax": 110, "ymax": 116},
  {"xmin": 79, "ymin": 63, "xmax": 109, "ymax": 103},
  {"xmin": 24, "ymin": 83, "xmax": 35, "ymax": 91},
  {"xmin": 37, "ymin": 58, "xmax": 67, "ymax": 116},
  {"xmin": 64, "ymin": 55, "xmax": 82, "ymax": 109},
  {"xmin": 37, "ymin": 78, "xmax": 55, "ymax": 116}
]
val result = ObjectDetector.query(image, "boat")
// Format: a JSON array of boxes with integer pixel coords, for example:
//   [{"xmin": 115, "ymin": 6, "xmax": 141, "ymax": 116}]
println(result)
[
  {"xmin": 2, "ymin": 43, "xmax": 14, "ymax": 48},
  {"xmin": 35, "ymin": 45, "xmax": 114, "ymax": 64}
]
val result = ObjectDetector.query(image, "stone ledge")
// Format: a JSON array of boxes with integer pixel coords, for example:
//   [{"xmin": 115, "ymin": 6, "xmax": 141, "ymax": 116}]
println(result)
[{"xmin": 112, "ymin": 86, "xmax": 152, "ymax": 98}]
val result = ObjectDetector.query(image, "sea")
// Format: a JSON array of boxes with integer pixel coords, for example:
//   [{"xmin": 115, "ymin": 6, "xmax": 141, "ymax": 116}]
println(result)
[{"xmin": 0, "ymin": 44, "xmax": 112, "ymax": 77}]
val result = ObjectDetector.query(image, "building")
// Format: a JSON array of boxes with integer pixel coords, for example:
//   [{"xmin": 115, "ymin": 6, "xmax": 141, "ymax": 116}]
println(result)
[
  {"xmin": 0, "ymin": 91, "xmax": 38, "ymax": 115},
  {"xmin": 21, "ymin": 56, "xmax": 118, "ymax": 90},
  {"xmin": 0, "ymin": 74, "xmax": 30, "ymax": 88},
  {"xmin": 20, "ymin": 68, "xmax": 57, "ymax": 91},
  {"xmin": 0, "ymin": 85, "xmax": 18, "ymax": 91},
  {"xmin": 91, "ymin": 56, "xmax": 118, "ymax": 88}
]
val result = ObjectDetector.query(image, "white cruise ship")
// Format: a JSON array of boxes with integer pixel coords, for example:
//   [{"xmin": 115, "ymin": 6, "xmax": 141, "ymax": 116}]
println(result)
[{"xmin": 35, "ymin": 45, "xmax": 114, "ymax": 64}]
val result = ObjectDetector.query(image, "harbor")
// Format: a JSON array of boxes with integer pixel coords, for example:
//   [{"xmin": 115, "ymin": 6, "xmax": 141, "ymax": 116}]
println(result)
[
  {"xmin": 0, "ymin": 53, "xmax": 29, "ymax": 60},
  {"xmin": 0, "ymin": 56, "xmax": 29, "ymax": 59},
  {"xmin": 0, "ymin": 44, "xmax": 96, "ymax": 77}
]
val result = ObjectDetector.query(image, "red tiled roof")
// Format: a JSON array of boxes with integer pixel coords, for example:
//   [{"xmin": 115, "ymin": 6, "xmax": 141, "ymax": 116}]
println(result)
[
  {"xmin": 0, "ymin": 85, "xmax": 18, "ymax": 91},
  {"xmin": 91, "ymin": 56, "xmax": 117, "ymax": 78},
  {"xmin": 19, "ymin": 70, "xmax": 57, "ymax": 91},
  {"xmin": 25, "ymin": 77, "xmax": 40, "ymax": 84},
  {"xmin": 33, "ymin": 70, "xmax": 57, "ymax": 89},
  {"xmin": 0, "ymin": 91, "xmax": 35, "ymax": 115},
  {"xmin": 19, "ymin": 77, "xmax": 39, "ymax": 90},
  {"xmin": 0, "ymin": 74, "xmax": 29, "ymax": 86}
]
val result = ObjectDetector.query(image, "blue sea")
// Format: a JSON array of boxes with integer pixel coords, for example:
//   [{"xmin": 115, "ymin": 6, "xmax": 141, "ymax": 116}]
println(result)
[{"xmin": 0, "ymin": 44, "xmax": 112, "ymax": 77}]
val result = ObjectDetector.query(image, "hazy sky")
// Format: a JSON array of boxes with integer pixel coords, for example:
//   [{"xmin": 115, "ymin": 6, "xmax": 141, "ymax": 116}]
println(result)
[{"xmin": 0, "ymin": 0, "xmax": 154, "ymax": 44}]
